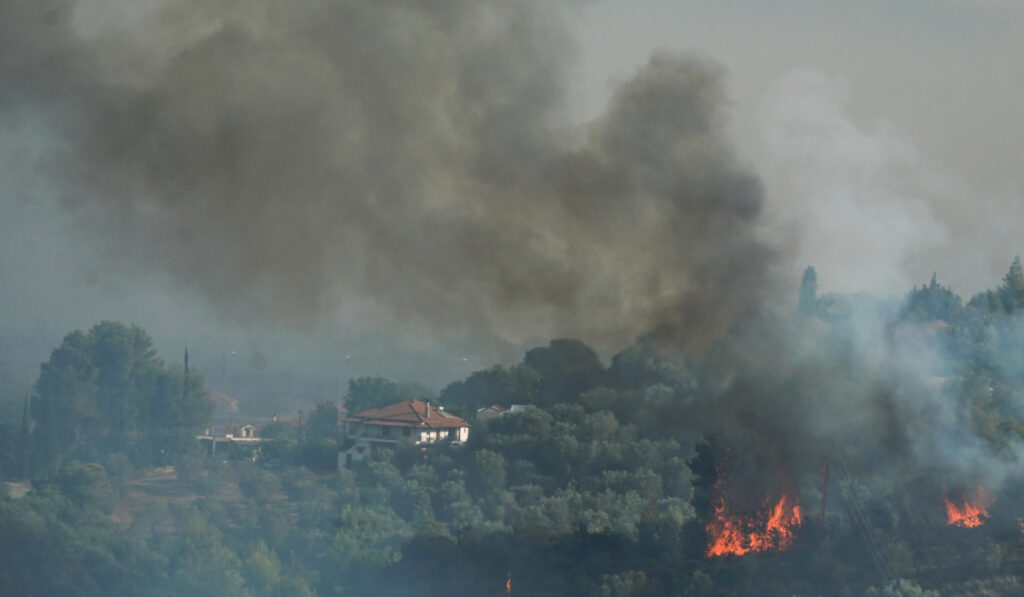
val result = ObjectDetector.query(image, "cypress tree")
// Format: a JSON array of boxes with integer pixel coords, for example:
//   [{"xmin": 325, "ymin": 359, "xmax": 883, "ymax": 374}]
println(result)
[
  {"xmin": 20, "ymin": 393, "xmax": 30, "ymax": 479},
  {"xmin": 797, "ymin": 266, "xmax": 818, "ymax": 316},
  {"xmin": 184, "ymin": 348, "xmax": 190, "ymax": 402},
  {"xmin": 999, "ymin": 256, "xmax": 1024, "ymax": 313}
]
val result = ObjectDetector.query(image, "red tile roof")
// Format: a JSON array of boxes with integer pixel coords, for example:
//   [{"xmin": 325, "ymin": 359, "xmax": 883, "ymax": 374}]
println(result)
[{"xmin": 342, "ymin": 399, "xmax": 469, "ymax": 429}]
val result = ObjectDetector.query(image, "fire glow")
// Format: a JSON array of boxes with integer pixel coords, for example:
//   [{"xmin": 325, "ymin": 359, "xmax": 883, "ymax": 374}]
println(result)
[
  {"xmin": 706, "ymin": 489, "xmax": 803, "ymax": 557},
  {"xmin": 943, "ymin": 487, "xmax": 993, "ymax": 529}
]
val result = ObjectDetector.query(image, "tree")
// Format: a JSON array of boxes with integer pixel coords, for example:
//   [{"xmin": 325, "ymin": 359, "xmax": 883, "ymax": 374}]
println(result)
[
  {"xmin": 440, "ymin": 364, "xmax": 538, "ymax": 411},
  {"xmin": 470, "ymin": 449, "xmax": 507, "ymax": 498},
  {"xmin": 872, "ymin": 578, "xmax": 940, "ymax": 597},
  {"xmin": 170, "ymin": 515, "xmax": 247, "ymax": 597},
  {"xmin": 260, "ymin": 420, "xmax": 296, "ymax": 441},
  {"xmin": 902, "ymin": 273, "xmax": 963, "ymax": 323},
  {"xmin": 797, "ymin": 265, "xmax": 818, "ymax": 316},
  {"xmin": 30, "ymin": 322, "xmax": 214, "ymax": 472},
  {"xmin": 344, "ymin": 376, "xmax": 412, "ymax": 414},
  {"xmin": 306, "ymin": 401, "xmax": 339, "ymax": 439},
  {"xmin": 967, "ymin": 257, "xmax": 1024, "ymax": 315},
  {"xmin": 239, "ymin": 465, "xmax": 282, "ymax": 503},
  {"xmin": 56, "ymin": 461, "xmax": 117, "ymax": 514},
  {"xmin": 0, "ymin": 420, "xmax": 18, "ymax": 481},
  {"xmin": 999, "ymin": 256, "xmax": 1024, "ymax": 313},
  {"xmin": 330, "ymin": 505, "xmax": 410, "ymax": 569},
  {"xmin": 148, "ymin": 362, "xmax": 215, "ymax": 464},
  {"xmin": 32, "ymin": 329, "xmax": 97, "ymax": 471},
  {"xmin": 967, "ymin": 289, "xmax": 1001, "ymax": 313},
  {"xmin": 607, "ymin": 345, "xmax": 697, "ymax": 394},
  {"xmin": 20, "ymin": 394, "xmax": 30, "ymax": 479},
  {"xmin": 243, "ymin": 540, "xmax": 282, "ymax": 594},
  {"xmin": 523, "ymin": 339, "xmax": 606, "ymax": 405},
  {"xmin": 89, "ymin": 321, "xmax": 160, "ymax": 449}
]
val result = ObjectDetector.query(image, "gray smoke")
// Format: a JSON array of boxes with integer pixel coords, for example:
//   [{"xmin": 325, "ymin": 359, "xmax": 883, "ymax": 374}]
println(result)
[{"xmin": 2, "ymin": 0, "xmax": 774, "ymax": 352}]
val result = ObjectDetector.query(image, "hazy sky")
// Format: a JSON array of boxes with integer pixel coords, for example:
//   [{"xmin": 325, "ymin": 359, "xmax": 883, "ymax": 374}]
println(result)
[{"xmin": 2, "ymin": 0, "xmax": 1022, "ymax": 397}]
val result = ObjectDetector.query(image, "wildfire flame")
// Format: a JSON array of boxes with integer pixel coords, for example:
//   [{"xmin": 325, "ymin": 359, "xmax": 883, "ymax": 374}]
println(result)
[
  {"xmin": 943, "ymin": 486, "xmax": 993, "ymax": 529},
  {"xmin": 706, "ymin": 490, "xmax": 803, "ymax": 557}
]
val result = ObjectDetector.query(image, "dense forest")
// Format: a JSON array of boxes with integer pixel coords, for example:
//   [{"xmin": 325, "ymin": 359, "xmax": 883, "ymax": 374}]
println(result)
[{"xmin": 4, "ymin": 262, "xmax": 1024, "ymax": 596}]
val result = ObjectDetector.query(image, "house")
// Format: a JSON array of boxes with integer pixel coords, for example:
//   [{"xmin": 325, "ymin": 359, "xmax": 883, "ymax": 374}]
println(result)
[
  {"xmin": 339, "ymin": 399, "xmax": 469, "ymax": 467},
  {"xmin": 476, "ymin": 405, "xmax": 506, "ymax": 420},
  {"xmin": 476, "ymin": 404, "xmax": 528, "ymax": 420},
  {"xmin": 196, "ymin": 421, "xmax": 268, "ymax": 460}
]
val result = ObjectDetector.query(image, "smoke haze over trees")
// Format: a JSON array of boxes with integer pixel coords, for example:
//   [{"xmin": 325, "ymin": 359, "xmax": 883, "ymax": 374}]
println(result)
[{"xmin": 5, "ymin": 260, "xmax": 1024, "ymax": 594}]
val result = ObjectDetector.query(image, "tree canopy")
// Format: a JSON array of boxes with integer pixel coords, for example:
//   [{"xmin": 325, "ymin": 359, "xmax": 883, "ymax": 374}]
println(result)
[
  {"xmin": 30, "ymin": 321, "xmax": 213, "ymax": 473},
  {"xmin": 343, "ymin": 377, "xmax": 433, "ymax": 415},
  {"xmin": 7, "ymin": 265, "xmax": 1024, "ymax": 596}
]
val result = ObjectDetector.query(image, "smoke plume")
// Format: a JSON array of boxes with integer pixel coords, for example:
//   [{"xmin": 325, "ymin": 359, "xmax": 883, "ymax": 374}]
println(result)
[{"xmin": 2, "ymin": 0, "xmax": 774, "ymax": 350}]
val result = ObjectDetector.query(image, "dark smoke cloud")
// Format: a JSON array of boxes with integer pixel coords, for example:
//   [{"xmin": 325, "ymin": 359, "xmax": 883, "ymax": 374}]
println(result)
[{"xmin": 2, "ymin": 0, "xmax": 774, "ymax": 351}]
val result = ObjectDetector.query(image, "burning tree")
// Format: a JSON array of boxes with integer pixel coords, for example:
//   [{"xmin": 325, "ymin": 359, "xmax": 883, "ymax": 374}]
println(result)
[
  {"xmin": 706, "ymin": 484, "xmax": 803, "ymax": 557},
  {"xmin": 943, "ymin": 486, "xmax": 994, "ymax": 529},
  {"xmin": 700, "ymin": 441, "xmax": 805, "ymax": 557}
]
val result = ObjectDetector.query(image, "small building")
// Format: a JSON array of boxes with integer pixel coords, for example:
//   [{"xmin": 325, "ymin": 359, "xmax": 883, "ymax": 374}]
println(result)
[
  {"xmin": 197, "ymin": 422, "xmax": 267, "ymax": 461},
  {"xmin": 339, "ymin": 399, "xmax": 469, "ymax": 468},
  {"xmin": 476, "ymin": 404, "xmax": 506, "ymax": 420},
  {"xmin": 476, "ymin": 404, "xmax": 528, "ymax": 420}
]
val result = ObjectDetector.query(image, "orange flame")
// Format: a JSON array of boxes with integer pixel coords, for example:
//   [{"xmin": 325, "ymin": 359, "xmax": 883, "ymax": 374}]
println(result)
[
  {"xmin": 943, "ymin": 486, "xmax": 993, "ymax": 528},
  {"xmin": 706, "ymin": 491, "xmax": 803, "ymax": 557}
]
